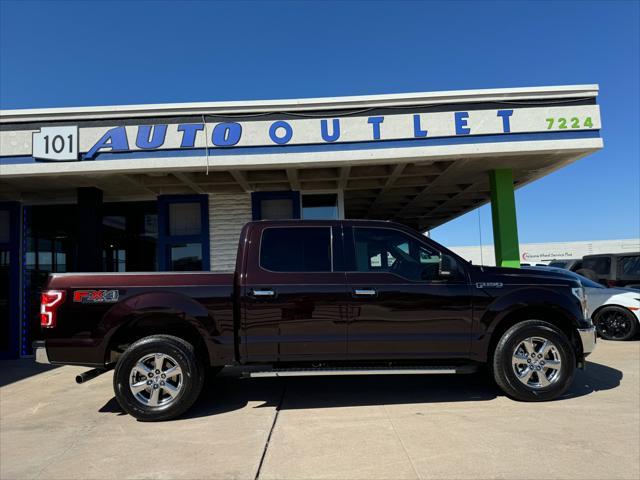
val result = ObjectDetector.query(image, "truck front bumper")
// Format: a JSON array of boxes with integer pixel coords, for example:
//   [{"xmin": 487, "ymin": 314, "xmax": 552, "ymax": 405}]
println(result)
[
  {"xmin": 33, "ymin": 341, "xmax": 50, "ymax": 364},
  {"xmin": 578, "ymin": 326, "xmax": 597, "ymax": 357}
]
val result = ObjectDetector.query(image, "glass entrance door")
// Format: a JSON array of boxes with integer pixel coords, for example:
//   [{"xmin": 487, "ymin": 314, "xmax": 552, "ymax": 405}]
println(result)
[
  {"xmin": 102, "ymin": 202, "xmax": 158, "ymax": 272},
  {"xmin": 22, "ymin": 201, "xmax": 159, "ymax": 356},
  {"xmin": 0, "ymin": 203, "xmax": 20, "ymax": 359}
]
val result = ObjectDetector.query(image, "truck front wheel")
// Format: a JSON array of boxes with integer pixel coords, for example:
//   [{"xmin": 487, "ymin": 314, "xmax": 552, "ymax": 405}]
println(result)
[
  {"xmin": 492, "ymin": 320, "xmax": 576, "ymax": 401},
  {"xmin": 113, "ymin": 335, "xmax": 205, "ymax": 421}
]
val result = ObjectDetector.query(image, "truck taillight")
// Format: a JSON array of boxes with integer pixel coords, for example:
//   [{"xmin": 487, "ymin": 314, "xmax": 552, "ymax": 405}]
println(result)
[{"xmin": 40, "ymin": 290, "xmax": 66, "ymax": 328}]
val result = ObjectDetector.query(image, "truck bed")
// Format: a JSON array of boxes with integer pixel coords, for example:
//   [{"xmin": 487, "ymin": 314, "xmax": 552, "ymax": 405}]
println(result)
[{"xmin": 42, "ymin": 272, "xmax": 236, "ymax": 366}]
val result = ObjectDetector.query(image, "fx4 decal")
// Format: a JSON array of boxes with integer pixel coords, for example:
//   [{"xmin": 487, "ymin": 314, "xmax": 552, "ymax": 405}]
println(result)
[{"xmin": 73, "ymin": 290, "xmax": 119, "ymax": 303}]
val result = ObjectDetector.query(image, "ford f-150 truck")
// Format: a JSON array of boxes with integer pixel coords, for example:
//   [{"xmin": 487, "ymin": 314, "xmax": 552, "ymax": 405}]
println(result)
[{"xmin": 34, "ymin": 220, "xmax": 596, "ymax": 421}]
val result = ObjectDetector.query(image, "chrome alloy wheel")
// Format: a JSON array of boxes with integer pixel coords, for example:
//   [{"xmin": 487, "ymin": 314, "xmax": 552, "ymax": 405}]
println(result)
[
  {"xmin": 129, "ymin": 353, "xmax": 183, "ymax": 407},
  {"xmin": 512, "ymin": 336, "xmax": 562, "ymax": 389}
]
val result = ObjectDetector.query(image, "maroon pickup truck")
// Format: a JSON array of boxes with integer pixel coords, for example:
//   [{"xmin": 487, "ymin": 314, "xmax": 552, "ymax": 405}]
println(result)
[{"xmin": 35, "ymin": 219, "xmax": 596, "ymax": 421}]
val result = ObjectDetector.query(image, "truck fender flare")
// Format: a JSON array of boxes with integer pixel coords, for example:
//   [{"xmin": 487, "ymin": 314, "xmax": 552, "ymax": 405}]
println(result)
[
  {"xmin": 475, "ymin": 287, "xmax": 581, "ymax": 361},
  {"xmin": 100, "ymin": 291, "xmax": 215, "ymax": 360}
]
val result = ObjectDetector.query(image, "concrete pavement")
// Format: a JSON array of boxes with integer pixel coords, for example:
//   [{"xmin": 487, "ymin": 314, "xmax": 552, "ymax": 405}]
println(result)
[{"xmin": 1, "ymin": 340, "xmax": 638, "ymax": 480}]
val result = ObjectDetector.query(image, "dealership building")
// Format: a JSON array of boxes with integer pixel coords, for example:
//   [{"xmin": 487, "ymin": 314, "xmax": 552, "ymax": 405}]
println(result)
[{"xmin": 0, "ymin": 84, "xmax": 603, "ymax": 358}]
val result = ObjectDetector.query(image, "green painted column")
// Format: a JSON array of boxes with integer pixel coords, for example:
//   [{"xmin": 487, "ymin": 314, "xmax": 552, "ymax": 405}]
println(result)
[{"xmin": 489, "ymin": 169, "xmax": 521, "ymax": 268}]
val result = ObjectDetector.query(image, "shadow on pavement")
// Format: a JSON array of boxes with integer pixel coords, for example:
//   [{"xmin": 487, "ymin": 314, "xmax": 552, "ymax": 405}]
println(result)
[
  {"xmin": 0, "ymin": 359, "xmax": 60, "ymax": 388},
  {"xmin": 99, "ymin": 360, "xmax": 622, "ymax": 420},
  {"xmin": 561, "ymin": 360, "xmax": 624, "ymax": 399}
]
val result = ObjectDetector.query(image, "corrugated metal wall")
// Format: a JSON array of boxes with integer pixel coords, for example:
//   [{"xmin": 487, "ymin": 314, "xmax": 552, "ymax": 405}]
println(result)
[{"xmin": 208, "ymin": 193, "xmax": 252, "ymax": 271}]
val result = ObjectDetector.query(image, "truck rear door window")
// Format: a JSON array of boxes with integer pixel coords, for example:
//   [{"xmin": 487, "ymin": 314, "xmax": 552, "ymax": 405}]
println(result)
[{"xmin": 260, "ymin": 227, "xmax": 332, "ymax": 272}]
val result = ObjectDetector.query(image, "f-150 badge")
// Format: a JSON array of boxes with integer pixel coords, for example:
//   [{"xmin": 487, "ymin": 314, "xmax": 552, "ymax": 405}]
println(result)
[
  {"xmin": 73, "ymin": 290, "xmax": 119, "ymax": 303},
  {"xmin": 475, "ymin": 282, "xmax": 503, "ymax": 289}
]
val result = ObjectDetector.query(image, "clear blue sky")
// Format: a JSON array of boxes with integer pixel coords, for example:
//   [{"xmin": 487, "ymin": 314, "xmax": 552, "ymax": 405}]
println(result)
[{"xmin": 1, "ymin": 0, "xmax": 638, "ymax": 246}]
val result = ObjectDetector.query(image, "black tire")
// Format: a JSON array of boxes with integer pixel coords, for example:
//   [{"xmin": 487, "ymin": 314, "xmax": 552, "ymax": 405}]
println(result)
[
  {"xmin": 113, "ymin": 335, "xmax": 205, "ymax": 421},
  {"xmin": 593, "ymin": 306, "xmax": 639, "ymax": 341},
  {"xmin": 492, "ymin": 320, "xmax": 576, "ymax": 401}
]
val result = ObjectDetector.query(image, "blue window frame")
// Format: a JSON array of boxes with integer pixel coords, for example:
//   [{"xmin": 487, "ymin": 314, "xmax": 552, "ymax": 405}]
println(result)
[
  {"xmin": 251, "ymin": 191, "xmax": 301, "ymax": 221},
  {"xmin": 157, "ymin": 195, "xmax": 210, "ymax": 271}
]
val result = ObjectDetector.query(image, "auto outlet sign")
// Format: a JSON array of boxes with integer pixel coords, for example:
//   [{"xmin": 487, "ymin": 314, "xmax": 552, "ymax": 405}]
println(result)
[{"xmin": 30, "ymin": 105, "xmax": 601, "ymax": 161}]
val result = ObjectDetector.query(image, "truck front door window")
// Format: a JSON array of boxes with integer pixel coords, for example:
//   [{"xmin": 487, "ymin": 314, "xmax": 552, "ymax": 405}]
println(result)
[{"xmin": 353, "ymin": 227, "xmax": 457, "ymax": 282}]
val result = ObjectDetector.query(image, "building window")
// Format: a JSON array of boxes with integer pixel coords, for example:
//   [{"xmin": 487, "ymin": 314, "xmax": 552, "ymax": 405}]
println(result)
[
  {"xmin": 302, "ymin": 193, "xmax": 339, "ymax": 220},
  {"xmin": 260, "ymin": 198, "xmax": 294, "ymax": 220},
  {"xmin": 0, "ymin": 210, "xmax": 10, "ymax": 243},
  {"xmin": 169, "ymin": 243, "xmax": 203, "ymax": 271},
  {"xmin": 251, "ymin": 191, "xmax": 300, "ymax": 220},
  {"xmin": 158, "ymin": 195, "xmax": 210, "ymax": 271},
  {"xmin": 169, "ymin": 203, "xmax": 202, "ymax": 236}
]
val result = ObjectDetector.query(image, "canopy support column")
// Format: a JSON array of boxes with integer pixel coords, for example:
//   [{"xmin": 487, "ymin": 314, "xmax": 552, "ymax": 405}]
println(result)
[{"xmin": 489, "ymin": 169, "xmax": 520, "ymax": 268}]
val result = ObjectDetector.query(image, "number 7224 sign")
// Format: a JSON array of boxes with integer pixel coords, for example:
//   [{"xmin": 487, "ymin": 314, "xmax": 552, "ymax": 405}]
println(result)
[{"xmin": 32, "ymin": 126, "xmax": 79, "ymax": 161}]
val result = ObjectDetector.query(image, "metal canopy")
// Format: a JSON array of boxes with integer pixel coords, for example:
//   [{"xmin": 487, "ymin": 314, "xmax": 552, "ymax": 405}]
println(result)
[{"xmin": 0, "ymin": 148, "xmax": 593, "ymax": 230}]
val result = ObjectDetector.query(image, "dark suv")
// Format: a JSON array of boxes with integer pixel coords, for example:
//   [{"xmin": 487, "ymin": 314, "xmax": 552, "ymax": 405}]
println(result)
[{"xmin": 577, "ymin": 253, "xmax": 640, "ymax": 288}]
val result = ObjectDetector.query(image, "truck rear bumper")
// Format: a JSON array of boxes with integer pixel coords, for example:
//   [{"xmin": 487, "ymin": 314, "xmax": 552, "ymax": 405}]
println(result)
[
  {"xmin": 578, "ymin": 326, "xmax": 597, "ymax": 356},
  {"xmin": 33, "ymin": 341, "xmax": 50, "ymax": 364}
]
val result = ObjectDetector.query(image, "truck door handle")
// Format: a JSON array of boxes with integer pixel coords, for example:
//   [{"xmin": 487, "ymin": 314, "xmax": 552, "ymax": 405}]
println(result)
[
  {"xmin": 353, "ymin": 288, "xmax": 377, "ymax": 297},
  {"xmin": 251, "ymin": 289, "xmax": 275, "ymax": 298}
]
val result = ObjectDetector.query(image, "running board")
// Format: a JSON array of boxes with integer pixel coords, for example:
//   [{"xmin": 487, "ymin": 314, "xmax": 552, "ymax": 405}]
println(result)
[{"xmin": 245, "ymin": 365, "xmax": 477, "ymax": 378}]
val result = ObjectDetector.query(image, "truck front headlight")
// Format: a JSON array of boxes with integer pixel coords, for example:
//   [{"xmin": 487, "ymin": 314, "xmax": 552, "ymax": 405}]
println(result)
[{"xmin": 572, "ymin": 286, "xmax": 588, "ymax": 319}]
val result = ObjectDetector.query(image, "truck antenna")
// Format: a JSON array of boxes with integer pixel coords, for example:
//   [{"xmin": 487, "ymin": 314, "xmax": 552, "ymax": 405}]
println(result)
[
  {"xmin": 477, "ymin": 207, "xmax": 484, "ymax": 269},
  {"xmin": 202, "ymin": 114, "xmax": 210, "ymax": 175}
]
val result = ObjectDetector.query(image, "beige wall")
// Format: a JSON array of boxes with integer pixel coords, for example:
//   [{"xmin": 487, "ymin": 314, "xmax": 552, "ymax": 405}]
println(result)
[
  {"xmin": 208, "ymin": 193, "xmax": 252, "ymax": 272},
  {"xmin": 450, "ymin": 238, "xmax": 640, "ymax": 266}
]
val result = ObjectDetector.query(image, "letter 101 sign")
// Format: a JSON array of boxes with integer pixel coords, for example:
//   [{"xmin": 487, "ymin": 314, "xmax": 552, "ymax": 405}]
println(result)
[{"xmin": 33, "ymin": 126, "xmax": 79, "ymax": 160}]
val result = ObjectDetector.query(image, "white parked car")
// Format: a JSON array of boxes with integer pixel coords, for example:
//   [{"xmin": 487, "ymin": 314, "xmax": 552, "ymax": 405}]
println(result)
[{"xmin": 527, "ymin": 267, "xmax": 640, "ymax": 341}]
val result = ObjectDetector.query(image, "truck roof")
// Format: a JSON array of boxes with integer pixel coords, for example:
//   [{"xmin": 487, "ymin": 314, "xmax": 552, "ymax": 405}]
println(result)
[{"xmin": 248, "ymin": 219, "xmax": 403, "ymax": 226}]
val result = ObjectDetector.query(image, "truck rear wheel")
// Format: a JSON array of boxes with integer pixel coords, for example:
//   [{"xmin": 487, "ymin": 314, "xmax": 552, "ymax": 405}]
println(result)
[
  {"xmin": 113, "ymin": 335, "xmax": 205, "ymax": 421},
  {"xmin": 492, "ymin": 320, "xmax": 576, "ymax": 401}
]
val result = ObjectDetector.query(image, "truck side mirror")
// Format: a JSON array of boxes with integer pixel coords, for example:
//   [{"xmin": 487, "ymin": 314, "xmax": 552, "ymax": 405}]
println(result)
[{"xmin": 439, "ymin": 255, "xmax": 453, "ymax": 277}]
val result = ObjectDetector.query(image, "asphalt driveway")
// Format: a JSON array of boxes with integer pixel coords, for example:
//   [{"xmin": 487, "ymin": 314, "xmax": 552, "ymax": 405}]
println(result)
[{"xmin": 1, "ymin": 340, "xmax": 638, "ymax": 480}]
